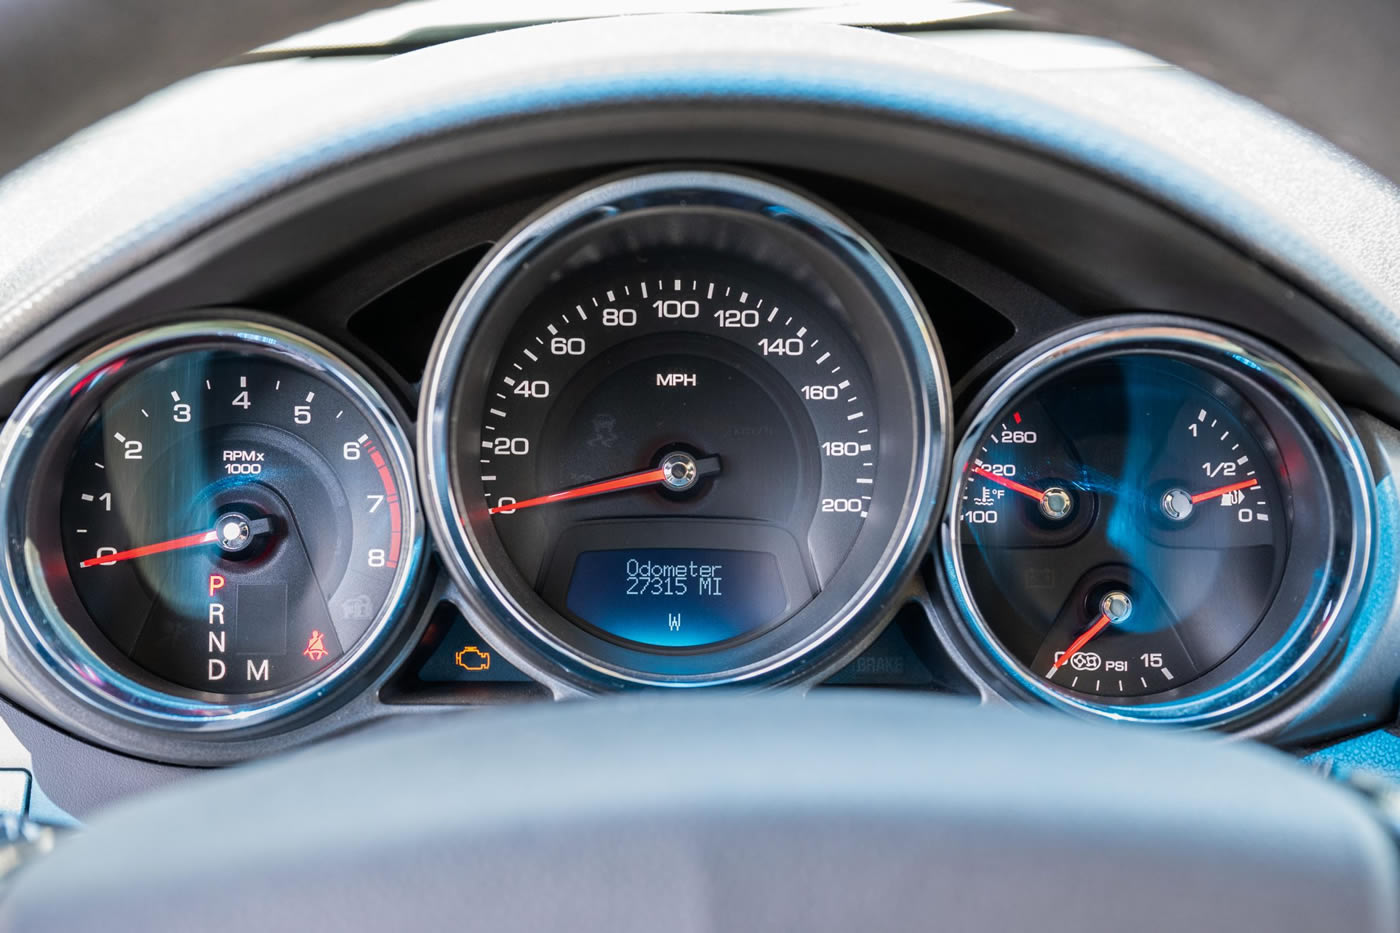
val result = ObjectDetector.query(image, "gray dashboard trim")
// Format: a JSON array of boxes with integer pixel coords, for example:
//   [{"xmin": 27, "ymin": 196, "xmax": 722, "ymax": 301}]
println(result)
[{"xmin": 0, "ymin": 15, "xmax": 1398, "ymax": 372}]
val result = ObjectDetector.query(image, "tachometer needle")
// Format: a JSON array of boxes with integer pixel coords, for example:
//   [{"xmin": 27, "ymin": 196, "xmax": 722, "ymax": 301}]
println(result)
[
  {"xmin": 489, "ymin": 454, "xmax": 722, "ymax": 515},
  {"xmin": 79, "ymin": 530, "xmax": 218, "ymax": 568},
  {"xmin": 1189, "ymin": 478, "xmax": 1259, "ymax": 504},
  {"xmin": 970, "ymin": 465, "xmax": 1045, "ymax": 502},
  {"xmin": 1046, "ymin": 612, "xmax": 1112, "ymax": 679},
  {"xmin": 79, "ymin": 515, "xmax": 275, "ymax": 567}
]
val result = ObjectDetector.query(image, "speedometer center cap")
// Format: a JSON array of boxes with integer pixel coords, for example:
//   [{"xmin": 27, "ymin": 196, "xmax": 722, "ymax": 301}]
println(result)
[{"xmin": 658, "ymin": 451, "xmax": 701, "ymax": 491}]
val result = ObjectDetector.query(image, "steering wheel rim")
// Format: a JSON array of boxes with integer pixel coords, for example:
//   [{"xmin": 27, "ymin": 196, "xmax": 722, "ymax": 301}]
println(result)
[
  {"xmin": 1, "ymin": 0, "xmax": 1398, "ymax": 185},
  {"xmin": 1, "ymin": 693, "xmax": 1396, "ymax": 932}
]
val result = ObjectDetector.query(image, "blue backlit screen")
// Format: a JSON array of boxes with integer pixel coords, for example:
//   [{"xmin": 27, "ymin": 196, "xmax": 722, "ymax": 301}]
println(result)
[{"xmin": 565, "ymin": 548, "xmax": 787, "ymax": 647}]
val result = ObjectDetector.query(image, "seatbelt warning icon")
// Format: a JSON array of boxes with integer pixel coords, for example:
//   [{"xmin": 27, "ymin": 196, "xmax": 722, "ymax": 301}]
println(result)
[{"xmin": 303, "ymin": 629, "xmax": 328, "ymax": 662}]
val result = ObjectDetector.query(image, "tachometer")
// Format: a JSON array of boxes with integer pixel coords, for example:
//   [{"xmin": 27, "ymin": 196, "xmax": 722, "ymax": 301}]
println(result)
[
  {"xmin": 0, "ymin": 321, "xmax": 422, "ymax": 730},
  {"xmin": 942, "ymin": 318, "xmax": 1371, "ymax": 726},
  {"xmin": 422, "ymin": 170, "xmax": 948, "ymax": 690}
]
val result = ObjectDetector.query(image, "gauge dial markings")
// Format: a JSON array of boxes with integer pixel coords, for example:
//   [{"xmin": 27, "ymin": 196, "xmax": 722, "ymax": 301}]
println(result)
[{"xmin": 60, "ymin": 351, "xmax": 416, "ymax": 697}]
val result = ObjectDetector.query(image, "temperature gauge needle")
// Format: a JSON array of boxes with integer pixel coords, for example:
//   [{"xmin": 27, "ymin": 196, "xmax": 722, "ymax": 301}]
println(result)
[
  {"xmin": 970, "ymin": 465, "xmax": 1044, "ymax": 502},
  {"xmin": 490, "ymin": 453, "xmax": 721, "ymax": 515},
  {"xmin": 1189, "ymin": 478, "xmax": 1259, "ymax": 504},
  {"xmin": 971, "ymin": 465, "xmax": 1075, "ymax": 522}
]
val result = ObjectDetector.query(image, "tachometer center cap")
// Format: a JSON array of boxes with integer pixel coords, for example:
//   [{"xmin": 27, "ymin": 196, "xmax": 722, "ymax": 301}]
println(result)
[{"xmin": 216, "ymin": 512, "xmax": 255, "ymax": 552}]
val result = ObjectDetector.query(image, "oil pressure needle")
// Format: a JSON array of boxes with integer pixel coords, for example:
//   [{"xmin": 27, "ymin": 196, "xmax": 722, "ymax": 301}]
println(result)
[{"xmin": 1045, "ymin": 591, "xmax": 1133, "ymax": 680}]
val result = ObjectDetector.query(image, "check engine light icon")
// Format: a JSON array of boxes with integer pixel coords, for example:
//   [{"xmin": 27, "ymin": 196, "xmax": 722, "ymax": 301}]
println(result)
[{"xmin": 455, "ymin": 645, "xmax": 491, "ymax": 672}]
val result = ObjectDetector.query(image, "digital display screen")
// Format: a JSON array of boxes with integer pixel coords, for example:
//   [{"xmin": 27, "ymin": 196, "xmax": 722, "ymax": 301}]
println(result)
[{"xmin": 565, "ymin": 548, "xmax": 788, "ymax": 647}]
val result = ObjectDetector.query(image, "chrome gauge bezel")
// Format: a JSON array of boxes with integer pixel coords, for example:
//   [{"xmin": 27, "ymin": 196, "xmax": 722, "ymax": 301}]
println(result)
[
  {"xmin": 420, "ymin": 169, "xmax": 950, "ymax": 692},
  {"xmin": 940, "ymin": 316, "xmax": 1373, "ymax": 728},
  {"xmin": 0, "ymin": 320, "xmax": 424, "ymax": 732}
]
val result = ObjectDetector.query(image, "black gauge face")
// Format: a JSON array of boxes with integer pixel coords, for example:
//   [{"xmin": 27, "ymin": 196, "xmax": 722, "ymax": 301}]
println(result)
[
  {"xmin": 953, "ymin": 354, "xmax": 1298, "ymax": 703},
  {"xmin": 428, "ymin": 172, "xmax": 946, "ymax": 690},
  {"xmin": 57, "ymin": 347, "xmax": 414, "ymax": 698},
  {"xmin": 480, "ymin": 259, "xmax": 877, "ymax": 649}
]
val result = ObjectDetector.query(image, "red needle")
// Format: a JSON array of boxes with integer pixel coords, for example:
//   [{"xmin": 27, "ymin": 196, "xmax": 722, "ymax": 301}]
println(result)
[
  {"xmin": 970, "ymin": 465, "xmax": 1046, "ymax": 502},
  {"xmin": 489, "ymin": 467, "xmax": 669, "ymax": 515},
  {"xmin": 1048, "ymin": 612, "xmax": 1112, "ymax": 677},
  {"xmin": 79, "ymin": 530, "xmax": 218, "ymax": 568},
  {"xmin": 1190, "ymin": 478, "xmax": 1259, "ymax": 504}
]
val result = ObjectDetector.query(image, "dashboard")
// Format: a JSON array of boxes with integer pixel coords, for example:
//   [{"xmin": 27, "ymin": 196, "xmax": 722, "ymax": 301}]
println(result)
[{"xmin": 0, "ymin": 16, "xmax": 1398, "ymax": 793}]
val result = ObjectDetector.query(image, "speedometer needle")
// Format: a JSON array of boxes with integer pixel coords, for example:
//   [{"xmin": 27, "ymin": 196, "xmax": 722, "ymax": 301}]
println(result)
[{"xmin": 489, "ymin": 454, "xmax": 722, "ymax": 515}]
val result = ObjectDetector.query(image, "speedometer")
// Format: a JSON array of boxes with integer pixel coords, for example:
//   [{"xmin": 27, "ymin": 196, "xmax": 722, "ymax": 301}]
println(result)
[
  {"xmin": 481, "ymin": 266, "xmax": 877, "ymax": 648},
  {"xmin": 422, "ymin": 170, "xmax": 948, "ymax": 690}
]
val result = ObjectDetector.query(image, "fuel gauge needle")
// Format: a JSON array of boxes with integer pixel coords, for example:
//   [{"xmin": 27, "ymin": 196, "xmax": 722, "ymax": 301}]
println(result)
[{"xmin": 1189, "ymin": 478, "xmax": 1259, "ymax": 504}]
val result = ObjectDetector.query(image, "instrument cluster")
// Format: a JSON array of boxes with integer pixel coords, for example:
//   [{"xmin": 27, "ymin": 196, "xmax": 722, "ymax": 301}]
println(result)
[{"xmin": 0, "ymin": 168, "xmax": 1376, "ymax": 750}]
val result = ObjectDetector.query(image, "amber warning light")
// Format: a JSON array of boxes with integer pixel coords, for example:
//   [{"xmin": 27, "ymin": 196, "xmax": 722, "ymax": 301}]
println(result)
[{"xmin": 455, "ymin": 646, "xmax": 491, "ymax": 672}]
